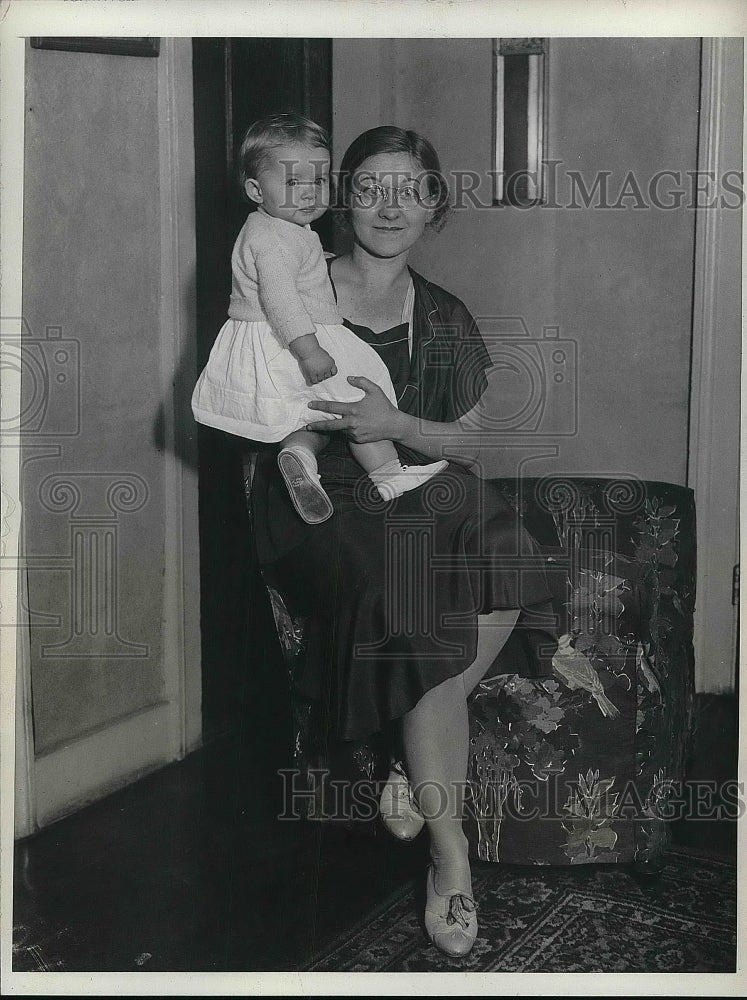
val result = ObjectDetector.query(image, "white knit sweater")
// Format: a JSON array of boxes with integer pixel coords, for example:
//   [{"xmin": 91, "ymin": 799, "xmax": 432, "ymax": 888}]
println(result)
[{"xmin": 227, "ymin": 210, "xmax": 342, "ymax": 346}]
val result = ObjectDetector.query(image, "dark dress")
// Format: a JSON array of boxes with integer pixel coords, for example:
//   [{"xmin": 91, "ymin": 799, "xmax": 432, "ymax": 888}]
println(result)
[{"xmin": 251, "ymin": 267, "xmax": 558, "ymax": 741}]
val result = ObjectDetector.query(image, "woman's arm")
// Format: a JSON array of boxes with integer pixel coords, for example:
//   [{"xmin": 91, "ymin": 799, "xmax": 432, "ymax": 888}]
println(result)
[{"xmin": 305, "ymin": 376, "xmax": 483, "ymax": 468}]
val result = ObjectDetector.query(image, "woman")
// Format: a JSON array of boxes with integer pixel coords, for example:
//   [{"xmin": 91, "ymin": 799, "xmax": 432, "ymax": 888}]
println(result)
[{"xmin": 250, "ymin": 126, "xmax": 559, "ymax": 958}]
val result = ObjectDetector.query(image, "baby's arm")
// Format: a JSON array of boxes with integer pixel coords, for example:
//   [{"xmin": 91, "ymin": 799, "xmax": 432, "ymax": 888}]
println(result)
[{"xmin": 251, "ymin": 239, "xmax": 337, "ymax": 385}]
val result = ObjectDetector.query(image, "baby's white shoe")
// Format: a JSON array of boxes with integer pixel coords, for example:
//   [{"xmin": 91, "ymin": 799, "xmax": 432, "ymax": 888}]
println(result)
[
  {"xmin": 277, "ymin": 448, "xmax": 333, "ymax": 524},
  {"xmin": 371, "ymin": 459, "xmax": 448, "ymax": 502}
]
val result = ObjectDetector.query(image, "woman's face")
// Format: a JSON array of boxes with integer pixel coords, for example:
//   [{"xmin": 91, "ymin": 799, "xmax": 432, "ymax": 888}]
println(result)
[{"xmin": 347, "ymin": 153, "xmax": 434, "ymax": 259}]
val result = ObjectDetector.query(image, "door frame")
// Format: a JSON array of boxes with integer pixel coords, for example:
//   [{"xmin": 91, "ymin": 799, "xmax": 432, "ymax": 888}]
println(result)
[
  {"xmin": 191, "ymin": 37, "xmax": 332, "ymax": 741},
  {"xmin": 687, "ymin": 36, "xmax": 742, "ymax": 693},
  {"xmin": 156, "ymin": 37, "xmax": 202, "ymax": 764}
]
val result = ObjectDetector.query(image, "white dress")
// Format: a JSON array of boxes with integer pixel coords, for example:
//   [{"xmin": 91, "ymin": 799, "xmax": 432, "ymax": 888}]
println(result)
[
  {"xmin": 191, "ymin": 211, "xmax": 400, "ymax": 442},
  {"xmin": 191, "ymin": 314, "xmax": 399, "ymax": 442}
]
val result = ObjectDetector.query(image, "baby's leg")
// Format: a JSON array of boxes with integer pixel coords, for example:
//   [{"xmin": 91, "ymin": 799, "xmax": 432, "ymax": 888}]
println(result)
[
  {"xmin": 277, "ymin": 430, "xmax": 333, "ymax": 525},
  {"xmin": 349, "ymin": 440, "xmax": 449, "ymax": 502},
  {"xmin": 282, "ymin": 429, "xmax": 327, "ymax": 460}
]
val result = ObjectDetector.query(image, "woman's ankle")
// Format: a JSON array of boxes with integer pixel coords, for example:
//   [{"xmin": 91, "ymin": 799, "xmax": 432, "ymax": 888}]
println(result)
[{"xmin": 430, "ymin": 837, "xmax": 472, "ymax": 896}]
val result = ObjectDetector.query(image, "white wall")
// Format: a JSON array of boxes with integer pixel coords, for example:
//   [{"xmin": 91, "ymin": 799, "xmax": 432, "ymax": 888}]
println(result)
[
  {"xmin": 333, "ymin": 37, "xmax": 701, "ymax": 483},
  {"xmin": 333, "ymin": 37, "xmax": 742, "ymax": 694}
]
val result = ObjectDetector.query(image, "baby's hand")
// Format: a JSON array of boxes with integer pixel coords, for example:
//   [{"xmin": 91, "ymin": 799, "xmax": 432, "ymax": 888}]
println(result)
[
  {"xmin": 298, "ymin": 346, "xmax": 338, "ymax": 386},
  {"xmin": 288, "ymin": 333, "xmax": 338, "ymax": 386}
]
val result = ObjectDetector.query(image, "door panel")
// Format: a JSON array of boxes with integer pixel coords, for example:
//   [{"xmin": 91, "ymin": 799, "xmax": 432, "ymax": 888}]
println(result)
[{"xmin": 15, "ymin": 38, "xmax": 200, "ymax": 835}]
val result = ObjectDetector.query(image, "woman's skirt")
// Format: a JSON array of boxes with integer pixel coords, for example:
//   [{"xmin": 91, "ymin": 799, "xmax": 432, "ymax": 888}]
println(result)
[{"xmin": 270, "ymin": 457, "xmax": 558, "ymax": 741}]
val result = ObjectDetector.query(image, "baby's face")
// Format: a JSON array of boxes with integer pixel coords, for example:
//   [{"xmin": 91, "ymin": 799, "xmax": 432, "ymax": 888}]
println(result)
[{"xmin": 247, "ymin": 142, "xmax": 330, "ymax": 226}]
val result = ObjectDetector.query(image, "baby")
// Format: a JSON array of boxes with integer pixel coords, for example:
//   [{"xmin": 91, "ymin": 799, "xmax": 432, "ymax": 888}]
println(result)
[{"xmin": 191, "ymin": 113, "xmax": 446, "ymax": 524}]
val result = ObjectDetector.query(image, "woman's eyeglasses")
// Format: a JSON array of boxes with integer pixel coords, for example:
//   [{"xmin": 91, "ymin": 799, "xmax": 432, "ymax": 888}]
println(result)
[{"xmin": 352, "ymin": 182, "xmax": 426, "ymax": 209}]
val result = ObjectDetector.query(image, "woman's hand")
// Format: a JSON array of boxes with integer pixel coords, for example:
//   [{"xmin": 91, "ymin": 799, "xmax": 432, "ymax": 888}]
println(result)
[{"xmin": 305, "ymin": 376, "xmax": 407, "ymax": 443}]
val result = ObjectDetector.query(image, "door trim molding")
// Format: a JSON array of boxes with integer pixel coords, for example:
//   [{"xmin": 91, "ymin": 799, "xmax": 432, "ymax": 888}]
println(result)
[
  {"xmin": 688, "ymin": 37, "xmax": 742, "ymax": 692},
  {"xmin": 1, "ymin": 37, "xmax": 36, "ymax": 839},
  {"xmin": 157, "ymin": 37, "xmax": 202, "ymax": 757},
  {"xmin": 33, "ymin": 701, "xmax": 176, "ymax": 830},
  {"xmin": 14, "ymin": 565, "xmax": 38, "ymax": 837}
]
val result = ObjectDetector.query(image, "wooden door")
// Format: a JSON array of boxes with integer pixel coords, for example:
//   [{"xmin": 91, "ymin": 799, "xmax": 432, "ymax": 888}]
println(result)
[{"xmin": 191, "ymin": 38, "xmax": 332, "ymax": 741}]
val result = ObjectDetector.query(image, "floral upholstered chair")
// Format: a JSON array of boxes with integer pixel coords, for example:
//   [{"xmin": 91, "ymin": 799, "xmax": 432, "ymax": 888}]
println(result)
[{"xmin": 245, "ymin": 468, "xmax": 696, "ymax": 873}]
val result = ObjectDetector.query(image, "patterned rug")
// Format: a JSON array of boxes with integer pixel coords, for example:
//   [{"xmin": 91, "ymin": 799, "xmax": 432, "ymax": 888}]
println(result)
[{"xmin": 305, "ymin": 848, "xmax": 736, "ymax": 973}]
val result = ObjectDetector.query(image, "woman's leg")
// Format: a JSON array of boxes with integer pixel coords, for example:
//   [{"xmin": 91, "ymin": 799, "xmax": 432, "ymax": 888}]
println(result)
[
  {"xmin": 402, "ymin": 672, "xmax": 471, "ymax": 894},
  {"xmin": 461, "ymin": 609, "xmax": 521, "ymax": 696},
  {"xmin": 401, "ymin": 609, "xmax": 520, "ymax": 895}
]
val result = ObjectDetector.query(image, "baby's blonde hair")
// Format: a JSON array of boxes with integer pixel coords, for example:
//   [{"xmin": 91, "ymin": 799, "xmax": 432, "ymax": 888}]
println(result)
[{"xmin": 238, "ymin": 113, "xmax": 330, "ymax": 196}]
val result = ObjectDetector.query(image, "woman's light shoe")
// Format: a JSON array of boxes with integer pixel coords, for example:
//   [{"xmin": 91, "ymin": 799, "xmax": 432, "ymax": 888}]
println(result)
[
  {"xmin": 379, "ymin": 762, "xmax": 425, "ymax": 841},
  {"xmin": 277, "ymin": 449, "xmax": 333, "ymax": 524},
  {"xmin": 424, "ymin": 864, "xmax": 478, "ymax": 959},
  {"xmin": 373, "ymin": 460, "xmax": 449, "ymax": 502}
]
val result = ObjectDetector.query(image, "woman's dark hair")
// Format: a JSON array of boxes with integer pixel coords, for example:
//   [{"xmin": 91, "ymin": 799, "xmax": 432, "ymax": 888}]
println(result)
[{"xmin": 336, "ymin": 125, "xmax": 450, "ymax": 230}]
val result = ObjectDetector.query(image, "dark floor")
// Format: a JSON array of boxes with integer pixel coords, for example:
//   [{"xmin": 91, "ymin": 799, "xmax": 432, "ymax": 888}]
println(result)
[{"xmin": 12, "ymin": 694, "xmax": 738, "ymax": 972}]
